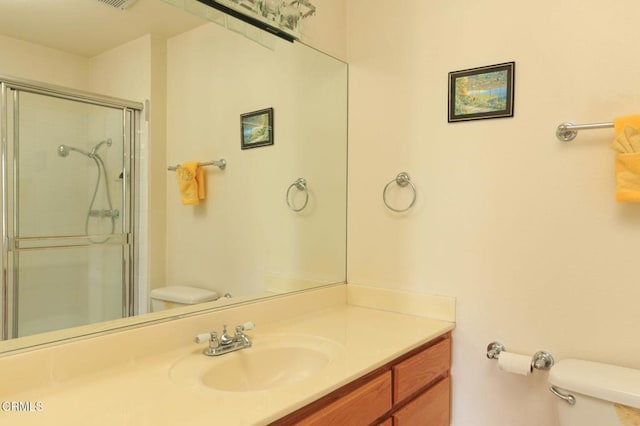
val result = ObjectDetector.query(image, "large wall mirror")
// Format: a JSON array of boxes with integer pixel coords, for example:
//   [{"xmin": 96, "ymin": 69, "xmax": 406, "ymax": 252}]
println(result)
[{"xmin": 0, "ymin": 0, "xmax": 347, "ymax": 353}]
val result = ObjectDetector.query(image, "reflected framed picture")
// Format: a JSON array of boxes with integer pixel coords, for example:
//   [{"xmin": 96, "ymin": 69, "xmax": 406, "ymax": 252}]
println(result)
[
  {"xmin": 241, "ymin": 107, "xmax": 274, "ymax": 149},
  {"xmin": 448, "ymin": 62, "xmax": 515, "ymax": 122}
]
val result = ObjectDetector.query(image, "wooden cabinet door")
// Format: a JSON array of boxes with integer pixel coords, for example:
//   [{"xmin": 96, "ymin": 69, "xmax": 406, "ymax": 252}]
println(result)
[
  {"xmin": 393, "ymin": 376, "xmax": 450, "ymax": 426},
  {"xmin": 393, "ymin": 337, "xmax": 451, "ymax": 404},
  {"xmin": 297, "ymin": 371, "xmax": 392, "ymax": 426}
]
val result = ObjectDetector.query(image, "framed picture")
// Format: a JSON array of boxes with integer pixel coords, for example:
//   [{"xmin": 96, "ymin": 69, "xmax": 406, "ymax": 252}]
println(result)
[
  {"xmin": 241, "ymin": 107, "xmax": 274, "ymax": 149},
  {"xmin": 448, "ymin": 62, "xmax": 515, "ymax": 122}
]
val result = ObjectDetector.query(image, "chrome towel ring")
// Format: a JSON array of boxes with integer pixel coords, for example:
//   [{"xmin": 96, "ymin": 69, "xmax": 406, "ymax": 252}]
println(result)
[
  {"xmin": 286, "ymin": 178, "xmax": 309, "ymax": 212},
  {"xmin": 383, "ymin": 172, "xmax": 416, "ymax": 212}
]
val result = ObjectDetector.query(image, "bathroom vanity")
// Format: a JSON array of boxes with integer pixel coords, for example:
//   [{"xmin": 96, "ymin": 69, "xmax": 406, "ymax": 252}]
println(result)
[
  {"xmin": 0, "ymin": 284, "xmax": 455, "ymax": 425},
  {"xmin": 273, "ymin": 332, "xmax": 451, "ymax": 425}
]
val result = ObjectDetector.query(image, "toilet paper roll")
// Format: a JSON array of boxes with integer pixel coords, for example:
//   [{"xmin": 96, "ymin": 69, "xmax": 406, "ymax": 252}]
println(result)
[{"xmin": 498, "ymin": 352, "xmax": 532, "ymax": 376}]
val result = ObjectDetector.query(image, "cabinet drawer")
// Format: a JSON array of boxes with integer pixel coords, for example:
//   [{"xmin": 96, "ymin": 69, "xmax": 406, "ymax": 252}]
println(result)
[
  {"xmin": 393, "ymin": 376, "xmax": 451, "ymax": 426},
  {"xmin": 297, "ymin": 371, "xmax": 392, "ymax": 425},
  {"xmin": 393, "ymin": 337, "xmax": 451, "ymax": 404}
]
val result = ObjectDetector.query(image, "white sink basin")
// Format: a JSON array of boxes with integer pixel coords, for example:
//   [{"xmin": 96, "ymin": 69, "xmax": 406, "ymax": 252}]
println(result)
[{"xmin": 169, "ymin": 333, "xmax": 344, "ymax": 392}]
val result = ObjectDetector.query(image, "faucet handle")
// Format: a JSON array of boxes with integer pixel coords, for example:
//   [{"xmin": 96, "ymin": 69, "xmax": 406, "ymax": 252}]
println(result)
[
  {"xmin": 195, "ymin": 333, "xmax": 209, "ymax": 344},
  {"xmin": 240, "ymin": 321, "xmax": 255, "ymax": 331},
  {"xmin": 235, "ymin": 321, "xmax": 255, "ymax": 333},
  {"xmin": 195, "ymin": 331, "xmax": 217, "ymax": 344}
]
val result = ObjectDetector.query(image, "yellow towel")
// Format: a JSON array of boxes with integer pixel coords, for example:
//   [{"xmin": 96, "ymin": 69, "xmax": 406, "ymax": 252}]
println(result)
[
  {"xmin": 611, "ymin": 117, "xmax": 640, "ymax": 202},
  {"xmin": 176, "ymin": 162, "xmax": 206, "ymax": 205},
  {"xmin": 614, "ymin": 114, "xmax": 640, "ymax": 136},
  {"xmin": 611, "ymin": 125, "xmax": 640, "ymax": 153},
  {"xmin": 614, "ymin": 153, "xmax": 640, "ymax": 202}
]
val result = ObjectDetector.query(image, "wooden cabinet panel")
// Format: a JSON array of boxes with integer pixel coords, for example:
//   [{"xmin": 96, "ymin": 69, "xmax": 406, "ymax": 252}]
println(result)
[
  {"xmin": 272, "ymin": 332, "xmax": 452, "ymax": 426},
  {"xmin": 296, "ymin": 371, "xmax": 392, "ymax": 426},
  {"xmin": 393, "ymin": 337, "xmax": 451, "ymax": 404},
  {"xmin": 393, "ymin": 376, "xmax": 451, "ymax": 426}
]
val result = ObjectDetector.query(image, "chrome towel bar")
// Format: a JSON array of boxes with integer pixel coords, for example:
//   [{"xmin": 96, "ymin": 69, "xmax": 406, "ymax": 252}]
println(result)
[
  {"xmin": 556, "ymin": 121, "xmax": 613, "ymax": 142},
  {"xmin": 167, "ymin": 159, "xmax": 227, "ymax": 171}
]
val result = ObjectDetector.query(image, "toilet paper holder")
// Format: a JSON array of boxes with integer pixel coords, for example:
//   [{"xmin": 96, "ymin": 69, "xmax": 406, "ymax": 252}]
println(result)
[{"xmin": 486, "ymin": 341, "xmax": 555, "ymax": 371}]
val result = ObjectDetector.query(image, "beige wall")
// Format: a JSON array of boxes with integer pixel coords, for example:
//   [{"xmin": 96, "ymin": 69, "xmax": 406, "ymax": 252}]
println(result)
[
  {"xmin": 346, "ymin": 0, "xmax": 640, "ymax": 425},
  {"xmin": 0, "ymin": 34, "xmax": 89, "ymax": 88},
  {"xmin": 299, "ymin": 0, "xmax": 346, "ymax": 61},
  {"xmin": 88, "ymin": 35, "xmax": 152, "ymax": 101}
]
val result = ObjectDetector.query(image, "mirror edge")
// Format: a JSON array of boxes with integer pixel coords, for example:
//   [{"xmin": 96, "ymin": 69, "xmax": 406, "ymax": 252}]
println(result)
[{"xmin": 0, "ymin": 281, "xmax": 347, "ymax": 357}]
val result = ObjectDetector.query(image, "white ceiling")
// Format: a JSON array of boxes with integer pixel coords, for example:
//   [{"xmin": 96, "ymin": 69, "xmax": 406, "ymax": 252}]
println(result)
[{"xmin": 0, "ymin": 0, "xmax": 207, "ymax": 57}]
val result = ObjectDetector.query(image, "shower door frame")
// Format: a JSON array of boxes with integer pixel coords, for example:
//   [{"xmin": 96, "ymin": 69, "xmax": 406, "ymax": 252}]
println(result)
[{"xmin": 0, "ymin": 76, "xmax": 143, "ymax": 340}]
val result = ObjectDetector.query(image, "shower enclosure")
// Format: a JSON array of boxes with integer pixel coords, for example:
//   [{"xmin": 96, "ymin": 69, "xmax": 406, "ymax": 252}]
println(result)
[{"xmin": 0, "ymin": 77, "xmax": 141, "ymax": 339}]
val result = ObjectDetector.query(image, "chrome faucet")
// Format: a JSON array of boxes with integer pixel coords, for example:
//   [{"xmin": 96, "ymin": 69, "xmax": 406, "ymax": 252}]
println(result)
[{"xmin": 195, "ymin": 321, "xmax": 254, "ymax": 356}]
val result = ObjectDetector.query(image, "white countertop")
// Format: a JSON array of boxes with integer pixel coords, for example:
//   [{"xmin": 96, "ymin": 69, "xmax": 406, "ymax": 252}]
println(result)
[{"xmin": 0, "ymin": 285, "xmax": 455, "ymax": 425}]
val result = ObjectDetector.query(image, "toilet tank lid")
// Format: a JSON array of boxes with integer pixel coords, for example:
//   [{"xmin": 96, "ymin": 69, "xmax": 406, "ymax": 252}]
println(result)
[
  {"xmin": 549, "ymin": 359, "xmax": 640, "ymax": 409},
  {"xmin": 150, "ymin": 286, "xmax": 218, "ymax": 304}
]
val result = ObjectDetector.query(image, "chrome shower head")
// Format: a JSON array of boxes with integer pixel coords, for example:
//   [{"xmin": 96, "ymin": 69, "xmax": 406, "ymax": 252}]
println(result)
[
  {"xmin": 57, "ymin": 144, "xmax": 70, "ymax": 157},
  {"xmin": 57, "ymin": 144, "xmax": 91, "ymax": 158}
]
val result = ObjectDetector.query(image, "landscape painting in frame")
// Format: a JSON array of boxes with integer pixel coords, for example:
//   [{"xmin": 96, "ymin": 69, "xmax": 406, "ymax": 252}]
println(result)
[
  {"xmin": 448, "ymin": 62, "xmax": 515, "ymax": 122},
  {"xmin": 241, "ymin": 107, "xmax": 274, "ymax": 149}
]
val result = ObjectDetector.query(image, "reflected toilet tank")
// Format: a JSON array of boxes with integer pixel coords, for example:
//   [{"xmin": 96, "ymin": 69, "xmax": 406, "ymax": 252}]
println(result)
[
  {"xmin": 150, "ymin": 286, "xmax": 219, "ymax": 311},
  {"xmin": 549, "ymin": 359, "xmax": 640, "ymax": 426}
]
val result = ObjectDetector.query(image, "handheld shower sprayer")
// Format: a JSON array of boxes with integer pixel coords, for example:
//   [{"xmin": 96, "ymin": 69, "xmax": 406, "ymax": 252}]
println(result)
[
  {"xmin": 90, "ymin": 138, "xmax": 112, "ymax": 156},
  {"xmin": 57, "ymin": 138, "xmax": 111, "ymax": 158},
  {"xmin": 57, "ymin": 144, "xmax": 91, "ymax": 157},
  {"xmin": 57, "ymin": 145, "xmax": 69, "ymax": 157},
  {"xmin": 55, "ymin": 138, "xmax": 117, "ymax": 243}
]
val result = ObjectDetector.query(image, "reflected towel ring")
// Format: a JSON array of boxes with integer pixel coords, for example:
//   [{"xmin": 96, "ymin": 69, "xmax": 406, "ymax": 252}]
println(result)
[
  {"xmin": 383, "ymin": 172, "xmax": 416, "ymax": 212},
  {"xmin": 286, "ymin": 178, "xmax": 309, "ymax": 212}
]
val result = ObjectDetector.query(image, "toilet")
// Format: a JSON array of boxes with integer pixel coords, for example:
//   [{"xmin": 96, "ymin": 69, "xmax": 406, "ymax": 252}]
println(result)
[
  {"xmin": 549, "ymin": 359, "xmax": 640, "ymax": 425},
  {"xmin": 150, "ymin": 285, "xmax": 219, "ymax": 312}
]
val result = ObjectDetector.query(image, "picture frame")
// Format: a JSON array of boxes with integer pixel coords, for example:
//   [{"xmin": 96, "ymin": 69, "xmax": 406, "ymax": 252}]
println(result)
[
  {"xmin": 448, "ymin": 62, "xmax": 515, "ymax": 123},
  {"xmin": 241, "ymin": 107, "xmax": 274, "ymax": 149}
]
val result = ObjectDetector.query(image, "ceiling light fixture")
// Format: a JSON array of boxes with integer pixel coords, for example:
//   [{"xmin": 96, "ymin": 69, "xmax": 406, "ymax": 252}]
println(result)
[{"xmin": 194, "ymin": 0, "xmax": 315, "ymax": 42}]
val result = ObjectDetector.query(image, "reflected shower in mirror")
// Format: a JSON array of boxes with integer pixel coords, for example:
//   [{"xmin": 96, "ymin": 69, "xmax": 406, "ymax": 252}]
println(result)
[
  {"xmin": 0, "ymin": 0, "xmax": 347, "ymax": 353},
  {"xmin": 3, "ymin": 88, "xmax": 138, "ymax": 339},
  {"xmin": 57, "ymin": 138, "xmax": 120, "ymax": 239}
]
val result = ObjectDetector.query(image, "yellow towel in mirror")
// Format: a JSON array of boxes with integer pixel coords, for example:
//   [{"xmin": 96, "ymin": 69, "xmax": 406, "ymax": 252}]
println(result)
[
  {"xmin": 176, "ymin": 162, "xmax": 206, "ymax": 205},
  {"xmin": 196, "ymin": 165, "xmax": 206, "ymax": 200}
]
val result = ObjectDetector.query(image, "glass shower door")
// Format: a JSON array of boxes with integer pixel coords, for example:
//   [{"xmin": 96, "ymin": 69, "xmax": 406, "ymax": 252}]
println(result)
[{"xmin": 3, "ymin": 88, "xmax": 135, "ymax": 338}]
